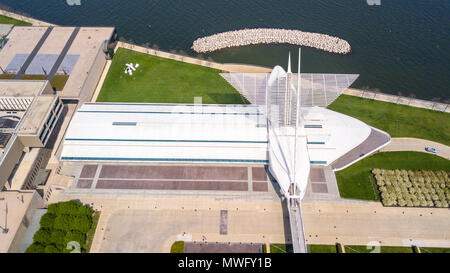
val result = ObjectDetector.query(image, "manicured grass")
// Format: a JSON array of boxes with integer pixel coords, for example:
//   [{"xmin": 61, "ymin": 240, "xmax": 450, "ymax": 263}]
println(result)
[
  {"xmin": 51, "ymin": 75, "xmax": 69, "ymax": 91},
  {"xmin": 170, "ymin": 241, "xmax": 185, "ymax": 253},
  {"xmin": 328, "ymin": 94, "xmax": 450, "ymax": 146},
  {"xmin": 97, "ymin": 48, "xmax": 248, "ymax": 104},
  {"xmin": 344, "ymin": 245, "xmax": 413, "ymax": 253},
  {"xmin": 336, "ymin": 152, "xmax": 450, "ymax": 201},
  {"xmin": 307, "ymin": 244, "xmax": 337, "ymax": 253},
  {"xmin": 270, "ymin": 244, "xmax": 293, "ymax": 253},
  {"xmin": 0, "ymin": 14, "xmax": 31, "ymax": 26},
  {"xmin": 84, "ymin": 211, "xmax": 101, "ymax": 253},
  {"xmin": 420, "ymin": 247, "xmax": 450, "ymax": 253}
]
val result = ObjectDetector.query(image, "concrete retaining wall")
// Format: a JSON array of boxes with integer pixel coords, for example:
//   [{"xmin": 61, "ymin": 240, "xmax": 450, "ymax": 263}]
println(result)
[{"xmin": 0, "ymin": 9, "xmax": 55, "ymax": 26}]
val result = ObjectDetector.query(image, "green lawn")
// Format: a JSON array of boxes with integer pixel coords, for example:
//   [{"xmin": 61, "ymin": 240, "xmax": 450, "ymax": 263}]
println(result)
[
  {"xmin": 97, "ymin": 48, "xmax": 248, "ymax": 104},
  {"xmin": 307, "ymin": 244, "xmax": 337, "ymax": 253},
  {"xmin": 328, "ymin": 95, "xmax": 450, "ymax": 146},
  {"xmin": 336, "ymin": 151, "xmax": 450, "ymax": 201},
  {"xmin": 420, "ymin": 247, "xmax": 450, "ymax": 253},
  {"xmin": 270, "ymin": 244, "xmax": 293, "ymax": 253},
  {"xmin": 84, "ymin": 211, "xmax": 101, "ymax": 253},
  {"xmin": 344, "ymin": 245, "xmax": 413, "ymax": 253},
  {"xmin": 170, "ymin": 241, "xmax": 185, "ymax": 253},
  {"xmin": 0, "ymin": 14, "xmax": 31, "ymax": 26}
]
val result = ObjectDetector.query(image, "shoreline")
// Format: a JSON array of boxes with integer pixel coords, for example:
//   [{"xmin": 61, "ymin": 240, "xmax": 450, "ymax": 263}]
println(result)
[
  {"xmin": 0, "ymin": 8, "xmax": 447, "ymax": 112},
  {"xmin": 0, "ymin": 9, "xmax": 55, "ymax": 26}
]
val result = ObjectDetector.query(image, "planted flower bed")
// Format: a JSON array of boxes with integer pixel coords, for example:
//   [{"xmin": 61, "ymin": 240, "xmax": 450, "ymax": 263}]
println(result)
[{"xmin": 372, "ymin": 169, "xmax": 449, "ymax": 208}]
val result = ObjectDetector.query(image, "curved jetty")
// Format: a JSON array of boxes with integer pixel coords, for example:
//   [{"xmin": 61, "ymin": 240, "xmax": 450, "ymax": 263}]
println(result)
[{"xmin": 192, "ymin": 28, "xmax": 351, "ymax": 55}]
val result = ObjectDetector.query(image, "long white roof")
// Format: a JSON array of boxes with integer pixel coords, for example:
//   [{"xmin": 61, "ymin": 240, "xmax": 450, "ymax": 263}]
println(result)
[{"xmin": 61, "ymin": 103, "xmax": 269, "ymax": 164}]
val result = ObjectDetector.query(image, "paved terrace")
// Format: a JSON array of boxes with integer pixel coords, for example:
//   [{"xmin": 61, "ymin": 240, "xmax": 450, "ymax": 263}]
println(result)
[
  {"xmin": 0, "ymin": 27, "xmax": 47, "ymax": 72},
  {"xmin": 47, "ymin": 193, "xmax": 291, "ymax": 253},
  {"xmin": 302, "ymin": 201, "xmax": 450, "ymax": 248},
  {"xmin": 73, "ymin": 164, "xmax": 272, "ymax": 193},
  {"xmin": 62, "ymin": 27, "xmax": 114, "ymax": 100}
]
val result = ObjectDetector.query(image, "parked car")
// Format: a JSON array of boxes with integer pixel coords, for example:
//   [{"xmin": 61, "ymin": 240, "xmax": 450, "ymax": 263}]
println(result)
[{"xmin": 425, "ymin": 147, "xmax": 437, "ymax": 153}]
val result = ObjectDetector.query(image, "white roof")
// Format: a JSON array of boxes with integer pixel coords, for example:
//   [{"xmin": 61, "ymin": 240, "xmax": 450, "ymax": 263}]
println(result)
[{"xmin": 61, "ymin": 103, "xmax": 269, "ymax": 164}]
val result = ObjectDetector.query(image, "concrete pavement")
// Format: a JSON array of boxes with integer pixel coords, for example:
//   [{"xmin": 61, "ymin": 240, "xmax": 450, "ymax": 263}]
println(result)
[
  {"xmin": 302, "ymin": 201, "xmax": 450, "ymax": 248},
  {"xmin": 47, "ymin": 193, "xmax": 291, "ymax": 253}
]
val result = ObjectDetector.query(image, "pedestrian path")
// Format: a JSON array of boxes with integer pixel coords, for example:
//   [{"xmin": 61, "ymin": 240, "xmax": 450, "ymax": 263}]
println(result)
[{"xmin": 381, "ymin": 138, "xmax": 450, "ymax": 160}]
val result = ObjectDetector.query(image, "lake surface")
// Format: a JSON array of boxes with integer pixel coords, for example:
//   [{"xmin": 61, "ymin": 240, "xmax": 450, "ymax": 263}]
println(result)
[{"xmin": 1, "ymin": 0, "xmax": 448, "ymax": 101}]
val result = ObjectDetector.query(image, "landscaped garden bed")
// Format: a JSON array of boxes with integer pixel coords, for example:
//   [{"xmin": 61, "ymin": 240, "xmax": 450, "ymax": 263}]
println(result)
[
  {"xmin": 336, "ymin": 152, "xmax": 450, "ymax": 201},
  {"xmin": 372, "ymin": 169, "xmax": 449, "ymax": 208},
  {"xmin": 25, "ymin": 200, "xmax": 100, "ymax": 253}
]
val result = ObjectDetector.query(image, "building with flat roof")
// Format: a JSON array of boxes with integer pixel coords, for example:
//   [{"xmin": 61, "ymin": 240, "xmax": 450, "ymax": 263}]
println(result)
[
  {"xmin": 0, "ymin": 80, "xmax": 62, "ymax": 190},
  {"xmin": 0, "ymin": 190, "xmax": 44, "ymax": 253},
  {"xmin": 0, "ymin": 26, "xmax": 116, "ymax": 101}
]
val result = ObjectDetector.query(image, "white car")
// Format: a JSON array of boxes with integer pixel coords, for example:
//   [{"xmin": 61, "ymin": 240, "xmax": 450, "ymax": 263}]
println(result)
[{"xmin": 425, "ymin": 147, "xmax": 437, "ymax": 153}]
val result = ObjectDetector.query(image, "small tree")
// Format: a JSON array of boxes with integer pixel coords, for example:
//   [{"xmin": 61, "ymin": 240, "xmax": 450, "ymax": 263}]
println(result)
[
  {"xmin": 33, "ymin": 229, "xmax": 51, "ymax": 244},
  {"xmin": 50, "ymin": 230, "xmax": 66, "ymax": 246},
  {"xmin": 39, "ymin": 213, "xmax": 56, "ymax": 228},
  {"xmin": 44, "ymin": 244, "xmax": 59, "ymax": 253},
  {"xmin": 25, "ymin": 243, "xmax": 45, "ymax": 253}
]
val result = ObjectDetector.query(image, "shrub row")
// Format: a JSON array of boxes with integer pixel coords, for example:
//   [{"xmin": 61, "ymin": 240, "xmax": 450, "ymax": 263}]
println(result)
[{"xmin": 372, "ymin": 169, "xmax": 449, "ymax": 208}]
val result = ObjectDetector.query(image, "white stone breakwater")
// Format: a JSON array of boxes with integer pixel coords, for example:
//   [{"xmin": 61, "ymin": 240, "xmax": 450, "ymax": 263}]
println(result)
[{"xmin": 192, "ymin": 28, "xmax": 351, "ymax": 55}]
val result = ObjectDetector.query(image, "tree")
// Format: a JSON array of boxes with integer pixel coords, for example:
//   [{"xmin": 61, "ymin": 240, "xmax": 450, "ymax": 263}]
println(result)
[
  {"xmin": 50, "ymin": 229, "xmax": 66, "ymax": 246},
  {"xmin": 44, "ymin": 244, "xmax": 59, "ymax": 253},
  {"xmin": 25, "ymin": 243, "xmax": 45, "ymax": 253},
  {"xmin": 72, "ymin": 215, "xmax": 92, "ymax": 233},
  {"xmin": 58, "ymin": 200, "xmax": 82, "ymax": 215},
  {"xmin": 33, "ymin": 229, "xmax": 51, "ymax": 244},
  {"xmin": 47, "ymin": 203, "xmax": 60, "ymax": 215},
  {"xmin": 54, "ymin": 214, "xmax": 76, "ymax": 231},
  {"xmin": 40, "ymin": 213, "xmax": 56, "ymax": 228},
  {"xmin": 76, "ymin": 205, "xmax": 93, "ymax": 216}
]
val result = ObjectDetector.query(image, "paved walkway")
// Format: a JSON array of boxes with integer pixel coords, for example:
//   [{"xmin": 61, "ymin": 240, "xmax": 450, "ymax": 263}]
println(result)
[
  {"xmin": 381, "ymin": 137, "xmax": 450, "ymax": 160},
  {"xmin": 302, "ymin": 201, "xmax": 450, "ymax": 248},
  {"xmin": 0, "ymin": 9, "xmax": 54, "ymax": 26},
  {"xmin": 47, "ymin": 193, "xmax": 290, "ymax": 253},
  {"xmin": 344, "ymin": 88, "xmax": 450, "ymax": 113}
]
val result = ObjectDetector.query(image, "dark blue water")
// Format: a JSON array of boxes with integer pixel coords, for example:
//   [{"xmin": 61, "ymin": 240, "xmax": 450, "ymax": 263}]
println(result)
[{"xmin": 1, "ymin": 0, "xmax": 448, "ymax": 101}]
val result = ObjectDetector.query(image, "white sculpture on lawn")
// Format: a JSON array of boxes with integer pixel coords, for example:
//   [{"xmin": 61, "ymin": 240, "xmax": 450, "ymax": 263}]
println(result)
[{"xmin": 124, "ymin": 63, "xmax": 139, "ymax": 76}]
